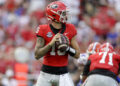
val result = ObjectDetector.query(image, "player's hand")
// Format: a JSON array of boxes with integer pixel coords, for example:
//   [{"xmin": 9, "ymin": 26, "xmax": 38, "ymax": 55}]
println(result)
[
  {"xmin": 49, "ymin": 33, "xmax": 61, "ymax": 46},
  {"xmin": 56, "ymin": 34, "xmax": 70, "ymax": 52}
]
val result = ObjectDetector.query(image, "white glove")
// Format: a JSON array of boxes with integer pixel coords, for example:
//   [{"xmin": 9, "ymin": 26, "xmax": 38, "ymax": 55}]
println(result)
[{"xmin": 77, "ymin": 53, "xmax": 89, "ymax": 65}]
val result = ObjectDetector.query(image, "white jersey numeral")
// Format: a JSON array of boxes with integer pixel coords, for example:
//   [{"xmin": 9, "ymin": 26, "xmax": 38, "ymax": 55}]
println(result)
[
  {"xmin": 99, "ymin": 52, "xmax": 113, "ymax": 66},
  {"xmin": 50, "ymin": 44, "xmax": 56, "ymax": 55},
  {"xmin": 50, "ymin": 44, "xmax": 66, "ymax": 56}
]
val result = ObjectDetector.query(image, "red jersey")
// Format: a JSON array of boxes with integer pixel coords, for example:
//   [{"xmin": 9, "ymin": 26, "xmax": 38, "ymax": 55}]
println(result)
[
  {"xmin": 36, "ymin": 24, "xmax": 77, "ymax": 67},
  {"xmin": 88, "ymin": 51, "xmax": 120, "ymax": 75}
]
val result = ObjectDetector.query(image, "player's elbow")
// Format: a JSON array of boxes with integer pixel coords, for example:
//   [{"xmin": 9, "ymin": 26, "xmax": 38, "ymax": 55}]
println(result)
[
  {"xmin": 35, "ymin": 55, "xmax": 40, "ymax": 60},
  {"xmin": 34, "ymin": 52, "xmax": 42, "ymax": 60},
  {"xmin": 35, "ymin": 54, "xmax": 43, "ymax": 60}
]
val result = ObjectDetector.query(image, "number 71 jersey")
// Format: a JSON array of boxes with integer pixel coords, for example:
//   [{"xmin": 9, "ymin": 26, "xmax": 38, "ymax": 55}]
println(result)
[
  {"xmin": 89, "ymin": 51, "xmax": 120, "ymax": 75},
  {"xmin": 36, "ymin": 24, "xmax": 77, "ymax": 67}
]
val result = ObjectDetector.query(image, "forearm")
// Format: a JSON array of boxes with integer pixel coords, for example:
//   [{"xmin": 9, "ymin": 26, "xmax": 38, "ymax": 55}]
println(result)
[
  {"xmin": 35, "ymin": 34, "xmax": 60, "ymax": 60},
  {"xmin": 35, "ymin": 43, "xmax": 52, "ymax": 60},
  {"xmin": 66, "ymin": 46, "xmax": 80, "ymax": 59},
  {"xmin": 82, "ymin": 75, "xmax": 87, "ymax": 82},
  {"xmin": 70, "ymin": 36, "xmax": 80, "ymax": 59},
  {"xmin": 82, "ymin": 60, "xmax": 91, "ymax": 81}
]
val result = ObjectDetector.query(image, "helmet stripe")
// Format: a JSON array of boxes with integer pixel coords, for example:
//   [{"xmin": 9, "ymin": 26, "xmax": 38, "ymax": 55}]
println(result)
[
  {"xmin": 106, "ymin": 42, "xmax": 110, "ymax": 51},
  {"xmin": 92, "ymin": 42, "xmax": 97, "ymax": 51}
]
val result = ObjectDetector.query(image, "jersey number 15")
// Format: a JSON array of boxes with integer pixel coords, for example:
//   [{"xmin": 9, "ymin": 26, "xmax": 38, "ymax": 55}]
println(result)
[{"xmin": 50, "ymin": 44, "xmax": 66, "ymax": 56}]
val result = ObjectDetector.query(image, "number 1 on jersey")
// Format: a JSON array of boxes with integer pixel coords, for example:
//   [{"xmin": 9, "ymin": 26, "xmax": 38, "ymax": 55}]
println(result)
[
  {"xmin": 50, "ymin": 44, "xmax": 66, "ymax": 56},
  {"xmin": 99, "ymin": 52, "xmax": 113, "ymax": 66}
]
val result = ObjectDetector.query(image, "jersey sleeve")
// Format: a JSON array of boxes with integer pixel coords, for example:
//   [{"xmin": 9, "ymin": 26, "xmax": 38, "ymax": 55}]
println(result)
[{"xmin": 36, "ymin": 25, "xmax": 44, "ymax": 37}]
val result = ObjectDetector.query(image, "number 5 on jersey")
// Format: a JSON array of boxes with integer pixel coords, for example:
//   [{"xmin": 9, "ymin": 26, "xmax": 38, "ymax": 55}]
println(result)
[{"xmin": 50, "ymin": 44, "xmax": 66, "ymax": 56}]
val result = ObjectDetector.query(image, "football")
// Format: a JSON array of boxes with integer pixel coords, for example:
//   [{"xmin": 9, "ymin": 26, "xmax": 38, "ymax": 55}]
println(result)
[
  {"xmin": 58, "ymin": 44, "xmax": 68, "ymax": 52},
  {"xmin": 55, "ymin": 34, "xmax": 69, "ymax": 52}
]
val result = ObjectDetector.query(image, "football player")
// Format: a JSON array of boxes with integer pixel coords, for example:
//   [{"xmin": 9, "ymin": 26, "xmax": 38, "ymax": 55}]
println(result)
[
  {"xmin": 82, "ymin": 43, "xmax": 120, "ymax": 86},
  {"xmin": 76, "ymin": 42, "xmax": 101, "ymax": 86},
  {"xmin": 34, "ymin": 1, "xmax": 80, "ymax": 86},
  {"xmin": 77, "ymin": 42, "xmax": 101, "ymax": 65}
]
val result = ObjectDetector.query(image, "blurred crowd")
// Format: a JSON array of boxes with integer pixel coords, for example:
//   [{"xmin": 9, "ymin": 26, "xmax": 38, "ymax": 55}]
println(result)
[{"xmin": 0, "ymin": 0, "xmax": 120, "ymax": 86}]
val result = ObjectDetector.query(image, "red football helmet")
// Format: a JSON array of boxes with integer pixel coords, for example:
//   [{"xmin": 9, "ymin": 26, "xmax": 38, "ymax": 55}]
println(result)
[
  {"xmin": 46, "ymin": 1, "xmax": 67, "ymax": 23},
  {"xmin": 87, "ymin": 42, "xmax": 101, "ymax": 54},
  {"xmin": 99, "ymin": 42, "xmax": 114, "ymax": 52}
]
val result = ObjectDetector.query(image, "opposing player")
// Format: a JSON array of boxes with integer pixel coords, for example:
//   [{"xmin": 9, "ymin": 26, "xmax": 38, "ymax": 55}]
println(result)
[
  {"xmin": 77, "ymin": 42, "xmax": 101, "ymax": 65},
  {"xmin": 82, "ymin": 43, "xmax": 120, "ymax": 86},
  {"xmin": 34, "ymin": 1, "xmax": 80, "ymax": 86},
  {"xmin": 76, "ymin": 42, "xmax": 101, "ymax": 86}
]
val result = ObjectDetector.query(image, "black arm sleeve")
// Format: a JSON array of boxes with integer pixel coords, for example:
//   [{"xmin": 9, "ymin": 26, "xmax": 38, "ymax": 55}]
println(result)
[{"xmin": 83, "ymin": 60, "xmax": 91, "ymax": 76}]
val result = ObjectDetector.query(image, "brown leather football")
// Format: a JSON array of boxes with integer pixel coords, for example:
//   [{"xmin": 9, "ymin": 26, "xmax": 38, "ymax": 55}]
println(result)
[{"xmin": 55, "ymin": 34, "xmax": 69, "ymax": 52}]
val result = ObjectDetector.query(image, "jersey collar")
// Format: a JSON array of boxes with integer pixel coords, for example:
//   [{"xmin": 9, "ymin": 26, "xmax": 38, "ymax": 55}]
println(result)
[{"xmin": 49, "ymin": 24, "xmax": 66, "ymax": 34}]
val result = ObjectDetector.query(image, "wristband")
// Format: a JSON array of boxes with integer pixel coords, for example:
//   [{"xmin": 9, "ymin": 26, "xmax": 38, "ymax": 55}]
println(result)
[{"xmin": 66, "ymin": 46, "xmax": 76, "ymax": 56}]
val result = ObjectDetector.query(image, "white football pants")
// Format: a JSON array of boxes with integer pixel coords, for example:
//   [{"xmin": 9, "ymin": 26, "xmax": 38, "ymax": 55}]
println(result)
[
  {"xmin": 82, "ymin": 74, "xmax": 118, "ymax": 86},
  {"xmin": 35, "ymin": 71, "xmax": 74, "ymax": 86}
]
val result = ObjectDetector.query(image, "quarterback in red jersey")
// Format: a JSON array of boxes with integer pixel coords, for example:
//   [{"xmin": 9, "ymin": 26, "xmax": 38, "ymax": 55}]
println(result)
[
  {"xmin": 34, "ymin": 1, "xmax": 80, "ymax": 86},
  {"xmin": 82, "ymin": 43, "xmax": 120, "ymax": 86}
]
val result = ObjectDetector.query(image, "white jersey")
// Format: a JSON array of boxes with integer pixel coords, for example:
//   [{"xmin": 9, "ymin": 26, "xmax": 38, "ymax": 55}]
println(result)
[{"xmin": 77, "ymin": 53, "xmax": 89, "ymax": 65}]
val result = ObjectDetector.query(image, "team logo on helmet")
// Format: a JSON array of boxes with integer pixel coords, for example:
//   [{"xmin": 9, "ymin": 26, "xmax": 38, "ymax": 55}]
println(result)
[
  {"xmin": 47, "ymin": 32, "xmax": 52, "ymax": 37},
  {"xmin": 51, "ymin": 4, "xmax": 58, "ymax": 9}
]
